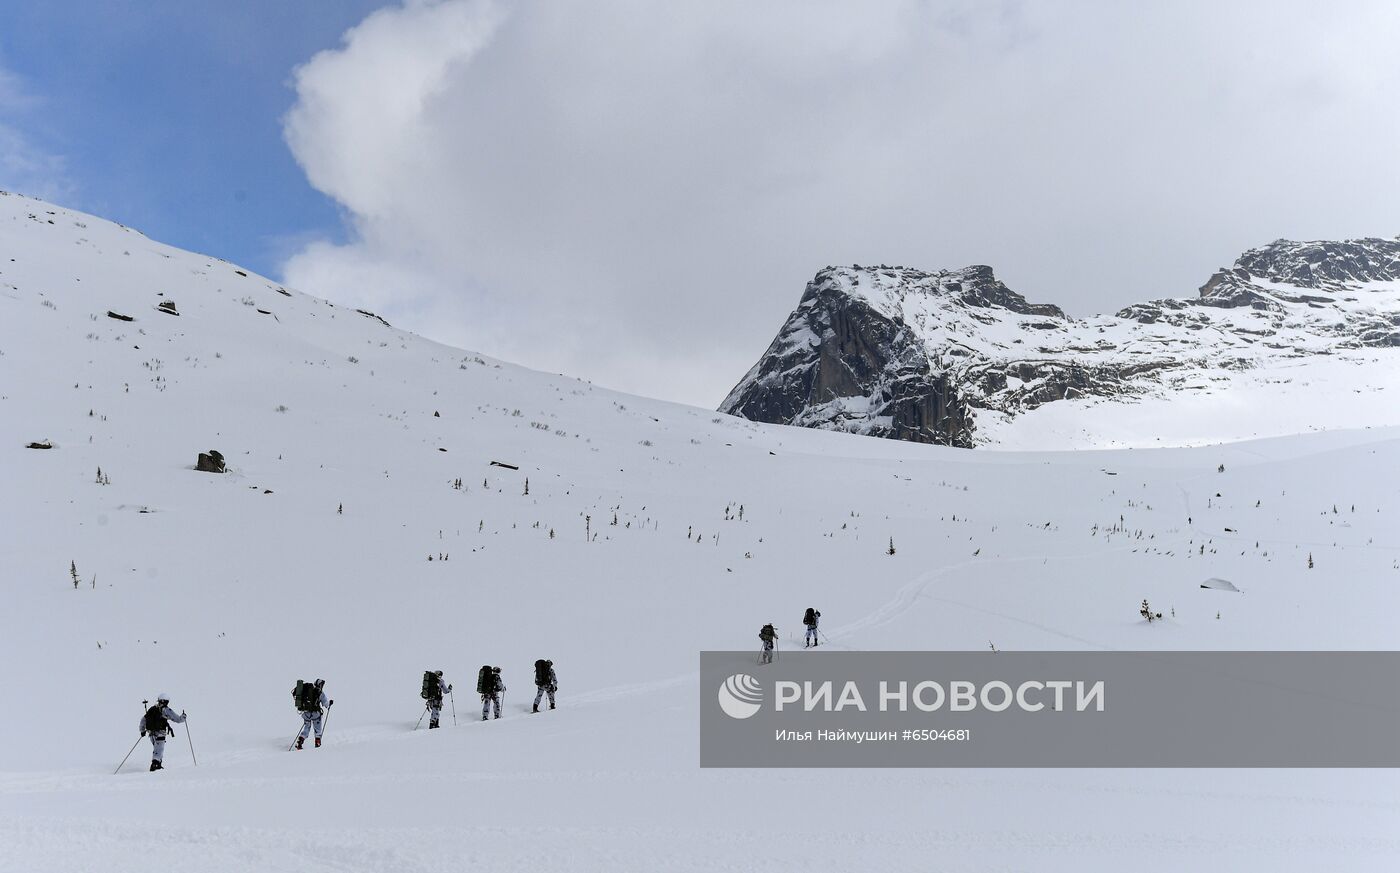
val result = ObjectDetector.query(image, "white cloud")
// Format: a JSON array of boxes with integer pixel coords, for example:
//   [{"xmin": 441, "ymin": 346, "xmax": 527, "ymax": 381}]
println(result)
[
  {"xmin": 282, "ymin": 0, "xmax": 1400, "ymax": 407},
  {"xmin": 0, "ymin": 58, "xmax": 73, "ymax": 203}
]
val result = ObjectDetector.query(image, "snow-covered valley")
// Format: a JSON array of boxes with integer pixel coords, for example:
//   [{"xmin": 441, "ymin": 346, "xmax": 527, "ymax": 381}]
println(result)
[{"xmin": 3, "ymin": 191, "xmax": 1398, "ymax": 871}]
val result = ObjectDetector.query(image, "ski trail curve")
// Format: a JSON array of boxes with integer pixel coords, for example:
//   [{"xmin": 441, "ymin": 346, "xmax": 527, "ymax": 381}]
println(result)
[{"xmin": 824, "ymin": 546, "xmax": 1138, "ymax": 650}]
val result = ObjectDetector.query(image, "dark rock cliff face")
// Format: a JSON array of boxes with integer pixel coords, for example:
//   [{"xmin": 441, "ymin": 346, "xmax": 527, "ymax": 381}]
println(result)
[
  {"xmin": 721, "ymin": 270, "xmax": 979, "ymax": 445},
  {"xmin": 720, "ymin": 237, "xmax": 1400, "ymax": 446},
  {"xmin": 720, "ymin": 264, "xmax": 1075, "ymax": 446},
  {"xmin": 1235, "ymin": 238, "xmax": 1400, "ymax": 288}
]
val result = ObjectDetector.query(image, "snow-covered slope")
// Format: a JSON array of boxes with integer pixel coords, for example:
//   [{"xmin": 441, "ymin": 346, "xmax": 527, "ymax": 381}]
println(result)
[
  {"xmin": 3, "ymin": 191, "xmax": 1399, "ymax": 872},
  {"xmin": 722, "ymin": 239, "xmax": 1400, "ymax": 449}
]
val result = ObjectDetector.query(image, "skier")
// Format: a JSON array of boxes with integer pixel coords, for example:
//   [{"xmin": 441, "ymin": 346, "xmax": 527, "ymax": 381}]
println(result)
[
  {"xmin": 478, "ymin": 665, "xmax": 505, "ymax": 720},
  {"xmin": 802, "ymin": 607, "xmax": 822, "ymax": 648},
  {"xmin": 759, "ymin": 623, "xmax": 777, "ymax": 664},
  {"xmin": 292, "ymin": 678, "xmax": 332, "ymax": 749},
  {"xmin": 532, "ymin": 659, "xmax": 558, "ymax": 713},
  {"xmin": 420, "ymin": 670, "xmax": 452, "ymax": 729},
  {"xmin": 138, "ymin": 693, "xmax": 187, "ymax": 771}
]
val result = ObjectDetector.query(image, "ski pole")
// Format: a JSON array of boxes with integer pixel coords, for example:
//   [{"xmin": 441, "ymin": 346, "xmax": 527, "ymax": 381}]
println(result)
[
  {"xmin": 184, "ymin": 714, "xmax": 197, "ymax": 766},
  {"xmin": 415, "ymin": 705, "xmax": 429, "ymax": 731},
  {"xmin": 321, "ymin": 701, "xmax": 333, "ymax": 741},
  {"xmin": 114, "ymin": 735, "xmax": 143, "ymax": 775},
  {"xmin": 449, "ymin": 689, "xmax": 457, "ymax": 726},
  {"xmin": 119, "ymin": 698, "xmax": 151, "ymax": 774}
]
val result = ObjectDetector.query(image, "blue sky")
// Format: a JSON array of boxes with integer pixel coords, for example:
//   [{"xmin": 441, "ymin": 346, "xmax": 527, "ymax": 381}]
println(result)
[{"xmin": 0, "ymin": 1, "xmax": 382, "ymax": 277}]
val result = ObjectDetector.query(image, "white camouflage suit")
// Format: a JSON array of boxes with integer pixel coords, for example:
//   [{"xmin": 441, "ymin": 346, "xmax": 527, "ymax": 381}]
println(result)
[
  {"xmin": 533, "ymin": 664, "xmax": 558, "ymax": 710},
  {"xmin": 138, "ymin": 703, "xmax": 186, "ymax": 766},
  {"xmin": 298, "ymin": 688, "xmax": 329, "ymax": 742},
  {"xmin": 481, "ymin": 671, "xmax": 506, "ymax": 719},
  {"xmin": 425, "ymin": 674, "xmax": 451, "ymax": 727}
]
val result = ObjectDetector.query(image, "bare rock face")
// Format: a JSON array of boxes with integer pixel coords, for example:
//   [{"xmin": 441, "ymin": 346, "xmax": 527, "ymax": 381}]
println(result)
[
  {"xmin": 196, "ymin": 450, "xmax": 225, "ymax": 473},
  {"xmin": 720, "ymin": 265, "xmax": 1050, "ymax": 446},
  {"xmin": 721, "ymin": 237, "xmax": 1400, "ymax": 446}
]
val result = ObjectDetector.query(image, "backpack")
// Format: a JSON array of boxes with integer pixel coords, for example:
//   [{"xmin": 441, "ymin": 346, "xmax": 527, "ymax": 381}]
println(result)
[
  {"xmin": 477, "ymin": 665, "xmax": 495, "ymax": 695},
  {"xmin": 293, "ymin": 679, "xmax": 319, "ymax": 712},
  {"xmin": 760, "ymin": 624, "xmax": 775, "ymax": 642},
  {"xmin": 803, "ymin": 607, "xmax": 816, "ymax": 626},
  {"xmin": 534, "ymin": 659, "xmax": 551, "ymax": 686},
  {"xmin": 144, "ymin": 704, "xmax": 168, "ymax": 733},
  {"xmin": 421, "ymin": 671, "xmax": 439, "ymax": 700}
]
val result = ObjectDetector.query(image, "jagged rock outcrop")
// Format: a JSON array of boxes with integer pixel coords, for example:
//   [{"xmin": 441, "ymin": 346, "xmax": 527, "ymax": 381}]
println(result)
[{"xmin": 721, "ymin": 238, "xmax": 1400, "ymax": 446}]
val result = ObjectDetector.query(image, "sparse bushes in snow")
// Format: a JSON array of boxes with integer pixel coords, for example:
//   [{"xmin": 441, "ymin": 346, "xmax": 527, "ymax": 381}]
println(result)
[{"xmin": 1140, "ymin": 599, "xmax": 1163, "ymax": 622}]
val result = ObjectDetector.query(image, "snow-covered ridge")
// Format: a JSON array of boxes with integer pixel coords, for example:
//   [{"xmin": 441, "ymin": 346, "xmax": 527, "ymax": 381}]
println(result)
[{"xmin": 721, "ymin": 236, "xmax": 1400, "ymax": 449}]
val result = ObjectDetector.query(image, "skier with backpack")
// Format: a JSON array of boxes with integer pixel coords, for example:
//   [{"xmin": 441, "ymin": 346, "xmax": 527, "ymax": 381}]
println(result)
[
  {"xmin": 291, "ymin": 678, "xmax": 332, "ymax": 749},
  {"xmin": 477, "ymin": 665, "xmax": 505, "ymax": 720},
  {"xmin": 803, "ymin": 607, "xmax": 822, "ymax": 648},
  {"xmin": 420, "ymin": 670, "xmax": 452, "ymax": 729},
  {"xmin": 138, "ymin": 693, "xmax": 187, "ymax": 771},
  {"xmin": 759, "ymin": 623, "xmax": 777, "ymax": 664},
  {"xmin": 532, "ymin": 659, "xmax": 558, "ymax": 713}
]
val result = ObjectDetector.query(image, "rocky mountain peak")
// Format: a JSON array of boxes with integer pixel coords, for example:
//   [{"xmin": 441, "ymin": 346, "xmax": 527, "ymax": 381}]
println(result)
[
  {"xmin": 813, "ymin": 263, "xmax": 1066, "ymax": 322},
  {"xmin": 1232, "ymin": 236, "xmax": 1400, "ymax": 289},
  {"xmin": 723, "ymin": 235, "xmax": 1400, "ymax": 447}
]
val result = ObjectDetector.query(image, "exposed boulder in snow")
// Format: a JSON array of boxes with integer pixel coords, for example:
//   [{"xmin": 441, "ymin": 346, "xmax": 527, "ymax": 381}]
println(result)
[{"xmin": 196, "ymin": 450, "xmax": 225, "ymax": 473}]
